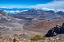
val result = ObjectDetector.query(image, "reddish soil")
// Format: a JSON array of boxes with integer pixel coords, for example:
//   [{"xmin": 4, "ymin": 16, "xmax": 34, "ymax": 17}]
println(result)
[{"xmin": 24, "ymin": 19, "xmax": 64, "ymax": 31}]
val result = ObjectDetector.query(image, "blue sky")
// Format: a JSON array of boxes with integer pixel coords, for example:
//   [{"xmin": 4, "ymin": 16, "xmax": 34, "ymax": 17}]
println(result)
[
  {"xmin": 0, "ymin": 0, "xmax": 53, "ymax": 7},
  {"xmin": 0, "ymin": 0, "xmax": 64, "ymax": 11},
  {"xmin": 0, "ymin": 0, "xmax": 53, "ymax": 5}
]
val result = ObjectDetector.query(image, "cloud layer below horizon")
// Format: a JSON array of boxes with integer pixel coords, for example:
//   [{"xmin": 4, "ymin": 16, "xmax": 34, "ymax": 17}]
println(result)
[
  {"xmin": 30, "ymin": 0, "xmax": 64, "ymax": 11},
  {"xmin": 0, "ymin": 0, "xmax": 64, "ymax": 11}
]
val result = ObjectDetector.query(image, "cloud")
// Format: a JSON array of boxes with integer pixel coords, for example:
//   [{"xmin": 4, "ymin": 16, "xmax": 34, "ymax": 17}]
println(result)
[
  {"xmin": 54, "ymin": 0, "xmax": 64, "ymax": 1},
  {"xmin": 30, "ymin": 0, "xmax": 64, "ymax": 11}
]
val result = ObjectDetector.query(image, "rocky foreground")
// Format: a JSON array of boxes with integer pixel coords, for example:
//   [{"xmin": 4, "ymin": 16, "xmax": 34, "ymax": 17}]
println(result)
[
  {"xmin": 0, "ymin": 23, "xmax": 64, "ymax": 42},
  {"xmin": 0, "ymin": 34, "xmax": 64, "ymax": 42}
]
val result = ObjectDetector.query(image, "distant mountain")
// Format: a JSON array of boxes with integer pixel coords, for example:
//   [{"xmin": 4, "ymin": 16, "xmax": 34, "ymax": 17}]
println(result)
[
  {"xmin": 56, "ymin": 11, "xmax": 64, "ymax": 17},
  {"xmin": 45, "ymin": 10, "xmax": 55, "ymax": 14},
  {"xmin": 11, "ymin": 9, "xmax": 64, "ymax": 20},
  {"xmin": 0, "ymin": 8, "xmax": 64, "ymax": 20}
]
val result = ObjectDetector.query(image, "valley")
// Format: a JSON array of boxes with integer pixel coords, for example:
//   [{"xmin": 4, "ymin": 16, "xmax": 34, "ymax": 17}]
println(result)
[{"xmin": 0, "ymin": 8, "xmax": 64, "ymax": 42}]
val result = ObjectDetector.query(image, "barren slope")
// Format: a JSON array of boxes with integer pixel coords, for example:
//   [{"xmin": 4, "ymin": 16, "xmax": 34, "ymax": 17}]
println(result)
[{"xmin": 24, "ymin": 19, "xmax": 64, "ymax": 32}]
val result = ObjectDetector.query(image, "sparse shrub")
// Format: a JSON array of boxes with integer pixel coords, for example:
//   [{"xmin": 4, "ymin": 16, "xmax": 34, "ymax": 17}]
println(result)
[
  {"xmin": 30, "ymin": 35, "xmax": 45, "ymax": 41},
  {"xmin": 13, "ymin": 34, "xmax": 18, "ymax": 37},
  {"xmin": 48, "ymin": 20, "xmax": 50, "ymax": 21},
  {"xmin": 0, "ymin": 32, "xmax": 2, "ymax": 36},
  {"xmin": 0, "ymin": 36, "xmax": 3, "ymax": 39}
]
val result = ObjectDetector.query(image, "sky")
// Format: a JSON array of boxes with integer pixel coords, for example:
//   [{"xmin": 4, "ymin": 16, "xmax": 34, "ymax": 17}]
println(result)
[
  {"xmin": 0, "ymin": 0, "xmax": 53, "ymax": 7},
  {"xmin": 0, "ymin": 0, "xmax": 64, "ymax": 11}
]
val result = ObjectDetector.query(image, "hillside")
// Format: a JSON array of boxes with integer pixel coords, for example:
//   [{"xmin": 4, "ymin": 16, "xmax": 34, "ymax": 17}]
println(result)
[
  {"xmin": 0, "ymin": 10, "xmax": 43, "ymax": 37},
  {"xmin": 24, "ymin": 19, "xmax": 64, "ymax": 32}
]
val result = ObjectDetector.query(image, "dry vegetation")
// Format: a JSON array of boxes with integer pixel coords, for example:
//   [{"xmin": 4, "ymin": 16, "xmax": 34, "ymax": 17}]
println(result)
[
  {"xmin": 0, "ymin": 34, "xmax": 30, "ymax": 42},
  {"xmin": 0, "ymin": 31, "xmax": 64, "ymax": 42}
]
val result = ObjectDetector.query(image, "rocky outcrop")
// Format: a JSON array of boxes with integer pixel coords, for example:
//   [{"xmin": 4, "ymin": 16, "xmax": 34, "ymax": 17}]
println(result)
[{"xmin": 45, "ymin": 23, "xmax": 64, "ymax": 37}]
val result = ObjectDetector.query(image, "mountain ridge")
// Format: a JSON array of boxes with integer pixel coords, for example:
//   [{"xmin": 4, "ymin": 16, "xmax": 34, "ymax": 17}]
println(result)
[{"xmin": 10, "ymin": 9, "xmax": 64, "ymax": 20}]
